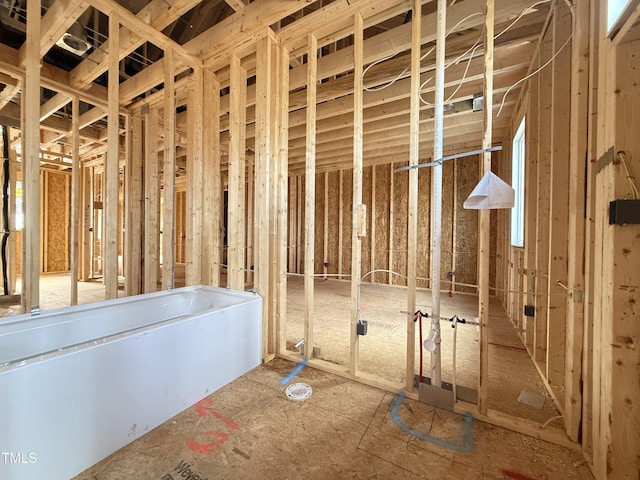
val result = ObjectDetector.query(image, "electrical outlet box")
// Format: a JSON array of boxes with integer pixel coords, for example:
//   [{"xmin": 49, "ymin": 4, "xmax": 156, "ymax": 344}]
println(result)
[
  {"xmin": 524, "ymin": 305, "xmax": 535, "ymax": 317},
  {"xmin": 472, "ymin": 95, "xmax": 484, "ymax": 111},
  {"xmin": 609, "ymin": 199, "xmax": 640, "ymax": 225},
  {"xmin": 357, "ymin": 320, "xmax": 368, "ymax": 336}
]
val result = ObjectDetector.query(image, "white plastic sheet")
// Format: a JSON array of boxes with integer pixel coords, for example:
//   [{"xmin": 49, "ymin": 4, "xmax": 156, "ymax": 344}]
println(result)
[{"xmin": 463, "ymin": 171, "xmax": 515, "ymax": 209}]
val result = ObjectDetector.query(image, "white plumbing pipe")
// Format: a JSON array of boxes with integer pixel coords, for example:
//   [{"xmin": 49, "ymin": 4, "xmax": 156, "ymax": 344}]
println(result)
[
  {"xmin": 452, "ymin": 317, "xmax": 458, "ymax": 403},
  {"xmin": 429, "ymin": 0, "xmax": 446, "ymax": 388}
]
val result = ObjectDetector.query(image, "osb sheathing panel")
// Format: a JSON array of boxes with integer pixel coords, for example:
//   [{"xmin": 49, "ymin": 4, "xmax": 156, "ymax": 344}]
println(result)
[
  {"xmin": 314, "ymin": 172, "xmax": 325, "ymax": 274},
  {"xmin": 441, "ymin": 158, "xmax": 455, "ymax": 290},
  {"xmin": 176, "ymin": 191, "xmax": 186, "ymax": 263},
  {"xmin": 286, "ymin": 175, "xmax": 306, "ymax": 273},
  {"xmin": 454, "ymin": 156, "xmax": 479, "ymax": 293},
  {"xmin": 46, "ymin": 172, "xmax": 69, "ymax": 273},
  {"xmin": 374, "ymin": 164, "xmax": 390, "ymax": 284},
  {"xmin": 361, "ymin": 166, "xmax": 372, "ymax": 279},
  {"xmin": 298, "ymin": 176, "xmax": 306, "ymax": 271},
  {"xmin": 490, "ymin": 157, "xmax": 500, "ymax": 286},
  {"xmin": 392, "ymin": 162, "xmax": 408, "ymax": 286},
  {"xmin": 15, "ymin": 231, "xmax": 22, "ymax": 276},
  {"xmin": 416, "ymin": 165, "xmax": 430, "ymax": 288},
  {"xmin": 295, "ymin": 158, "xmax": 479, "ymax": 290},
  {"xmin": 341, "ymin": 169, "xmax": 353, "ymax": 276},
  {"xmin": 326, "ymin": 170, "xmax": 340, "ymax": 276}
]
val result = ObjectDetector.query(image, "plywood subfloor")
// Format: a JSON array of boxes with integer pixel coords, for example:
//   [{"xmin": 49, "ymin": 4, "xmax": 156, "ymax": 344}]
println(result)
[
  {"xmin": 284, "ymin": 277, "xmax": 561, "ymax": 425},
  {"xmin": 0, "ymin": 274, "xmax": 107, "ymax": 316},
  {"xmin": 74, "ymin": 358, "xmax": 590, "ymax": 480}
]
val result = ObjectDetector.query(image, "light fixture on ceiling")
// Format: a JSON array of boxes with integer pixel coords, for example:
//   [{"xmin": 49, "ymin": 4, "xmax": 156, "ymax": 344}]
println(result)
[{"xmin": 55, "ymin": 23, "xmax": 92, "ymax": 57}]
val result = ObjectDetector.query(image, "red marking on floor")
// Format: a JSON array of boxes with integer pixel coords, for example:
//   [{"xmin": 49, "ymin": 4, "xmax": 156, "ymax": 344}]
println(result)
[
  {"xmin": 194, "ymin": 398, "xmax": 238, "ymax": 430},
  {"xmin": 502, "ymin": 470, "xmax": 537, "ymax": 480},
  {"xmin": 186, "ymin": 431, "xmax": 229, "ymax": 454},
  {"xmin": 210, "ymin": 409, "xmax": 238, "ymax": 430},
  {"xmin": 194, "ymin": 398, "xmax": 216, "ymax": 417},
  {"xmin": 187, "ymin": 398, "xmax": 239, "ymax": 453}
]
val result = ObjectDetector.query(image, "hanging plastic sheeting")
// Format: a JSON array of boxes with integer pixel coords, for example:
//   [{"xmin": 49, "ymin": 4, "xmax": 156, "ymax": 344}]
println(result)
[{"xmin": 463, "ymin": 171, "xmax": 515, "ymax": 209}]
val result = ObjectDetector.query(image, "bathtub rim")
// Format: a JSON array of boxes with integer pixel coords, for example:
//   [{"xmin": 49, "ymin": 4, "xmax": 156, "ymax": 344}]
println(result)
[{"xmin": 0, "ymin": 285, "xmax": 261, "ymax": 371}]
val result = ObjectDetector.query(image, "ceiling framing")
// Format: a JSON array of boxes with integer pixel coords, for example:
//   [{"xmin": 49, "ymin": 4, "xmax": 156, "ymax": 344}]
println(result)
[{"xmin": 0, "ymin": 0, "xmax": 550, "ymax": 172}]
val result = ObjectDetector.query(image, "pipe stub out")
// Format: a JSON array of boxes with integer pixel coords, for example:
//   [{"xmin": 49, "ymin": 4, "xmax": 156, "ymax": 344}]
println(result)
[{"xmin": 423, "ymin": 330, "xmax": 440, "ymax": 352}]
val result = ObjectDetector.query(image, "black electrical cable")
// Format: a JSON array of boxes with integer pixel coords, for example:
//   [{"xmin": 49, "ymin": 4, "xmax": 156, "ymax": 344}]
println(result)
[{"xmin": 1, "ymin": 125, "xmax": 9, "ymax": 295}]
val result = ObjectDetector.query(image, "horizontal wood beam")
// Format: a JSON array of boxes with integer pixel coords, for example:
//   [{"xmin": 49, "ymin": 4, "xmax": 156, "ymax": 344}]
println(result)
[
  {"xmin": 287, "ymin": 132, "xmax": 504, "ymax": 174},
  {"xmin": 40, "ymin": 1, "xmax": 201, "ymax": 126},
  {"xmin": 281, "ymin": 0, "xmax": 428, "ymax": 58},
  {"xmin": 18, "ymin": 0, "xmax": 90, "ymax": 66},
  {"xmin": 70, "ymin": 0, "xmax": 200, "ymax": 88},
  {"xmin": 90, "ymin": 0, "xmax": 202, "ymax": 67},
  {"xmin": 224, "ymin": 0, "xmax": 247, "ymax": 12},
  {"xmin": 0, "ymin": 101, "xmax": 102, "ymax": 141},
  {"xmin": 0, "ymin": 43, "xmax": 109, "ymax": 109},
  {"xmin": 196, "ymin": 0, "xmax": 306, "ymax": 69},
  {"xmin": 40, "ymin": 94, "xmax": 71, "ymax": 122},
  {"xmin": 118, "ymin": 0, "xmax": 308, "ymax": 105},
  {"xmin": 288, "ymin": 104, "xmax": 512, "ymax": 155}
]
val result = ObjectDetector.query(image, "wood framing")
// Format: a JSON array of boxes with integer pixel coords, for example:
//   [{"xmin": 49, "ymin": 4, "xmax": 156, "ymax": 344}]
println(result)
[
  {"xmin": 81, "ymin": 163, "xmax": 92, "ymax": 282},
  {"xmin": 227, "ymin": 54, "xmax": 247, "ymax": 290},
  {"xmin": 21, "ymin": 0, "xmax": 41, "ymax": 312},
  {"xmin": 304, "ymin": 34, "xmax": 317, "ymax": 362},
  {"xmin": 125, "ymin": 114, "xmax": 143, "ymax": 296},
  {"xmin": 478, "ymin": 0, "xmax": 494, "ymax": 415},
  {"xmin": 162, "ymin": 48, "xmax": 176, "ymax": 290},
  {"xmin": 104, "ymin": 13, "xmax": 120, "ymax": 300},
  {"xmin": 405, "ymin": 0, "xmax": 420, "ymax": 392},
  {"xmin": 350, "ymin": 14, "xmax": 364, "ymax": 375},
  {"xmin": 185, "ymin": 66, "xmax": 204, "ymax": 285},
  {"xmin": 144, "ymin": 107, "xmax": 160, "ymax": 293},
  {"xmin": 564, "ymin": 0, "xmax": 589, "ymax": 442},
  {"xmin": 534, "ymin": 27, "xmax": 552, "ymax": 365},
  {"xmin": 276, "ymin": 43, "xmax": 290, "ymax": 356},
  {"xmin": 70, "ymin": 96, "xmax": 80, "ymax": 305},
  {"xmin": 255, "ymin": 33, "xmax": 275, "ymax": 359},
  {"xmin": 546, "ymin": 6, "xmax": 571, "ymax": 392},
  {"xmin": 202, "ymin": 69, "xmax": 221, "ymax": 287}
]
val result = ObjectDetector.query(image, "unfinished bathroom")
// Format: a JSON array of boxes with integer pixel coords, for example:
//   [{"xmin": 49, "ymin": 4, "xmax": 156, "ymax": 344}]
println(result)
[{"xmin": 0, "ymin": 0, "xmax": 638, "ymax": 479}]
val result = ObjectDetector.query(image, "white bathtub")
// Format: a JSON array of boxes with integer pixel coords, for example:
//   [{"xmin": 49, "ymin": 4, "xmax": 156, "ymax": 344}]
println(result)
[{"xmin": 0, "ymin": 285, "xmax": 262, "ymax": 480}]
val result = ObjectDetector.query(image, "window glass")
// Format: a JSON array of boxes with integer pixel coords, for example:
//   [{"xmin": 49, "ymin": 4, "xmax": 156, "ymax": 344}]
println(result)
[
  {"xmin": 608, "ymin": 0, "xmax": 632, "ymax": 32},
  {"xmin": 511, "ymin": 119, "xmax": 525, "ymax": 247}
]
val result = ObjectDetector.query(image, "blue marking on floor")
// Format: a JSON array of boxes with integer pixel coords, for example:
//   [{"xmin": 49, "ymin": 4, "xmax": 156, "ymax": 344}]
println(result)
[
  {"xmin": 280, "ymin": 359, "xmax": 308, "ymax": 386},
  {"xmin": 390, "ymin": 392, "xmax": 474, "ymax": 452}
]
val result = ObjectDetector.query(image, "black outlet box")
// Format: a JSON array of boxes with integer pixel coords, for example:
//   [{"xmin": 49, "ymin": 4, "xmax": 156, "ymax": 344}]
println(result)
[
  {"xmin": 524, "ymin": 305, "xmax": 535, "ymax": 317},
  {"xmin": 609, "ymin": 199, "xmax": 640, "ymax": 225},
  {"xmin": 357, "ymin": 320, "xmax": 368, "ymax": 336}
]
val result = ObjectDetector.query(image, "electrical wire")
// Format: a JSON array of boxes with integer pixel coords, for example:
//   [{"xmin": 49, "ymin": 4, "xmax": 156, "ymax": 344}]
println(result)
[
  {"xmin": 497, "ymin": 33, "xmax": 571, "ymax": 116},
  {"xmin": 419, "ymin": 31, "xmax": 484, "ymax": 106},
  {"xmin": 616, "ymin": 151, "xmax": 639, "ymax": 199},
  {"xmin": 497, "ymin": 0, "xmax": 575, "ymax": 116},
  {"xmin": 420, "ymin": 0, "xmax": 554, "ymax": 106},
  {"xmin": 364, "ymin": 1, "xmax": 554, "ymax": 103},
  {"xmin": 362, "ymin": 12, "xmax": 483, "ymax": 93},
  {"xmin": 541, "ymin": 414, "xmax": 563, "ymax": 429},
  {"xmin": 360, "ymin": 269, "xmax": 407, "ymax": 282},
  {"xmin": 494, "ymin": 0, "xmax": 552, "ymax": 41}
]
